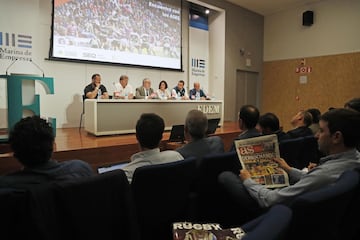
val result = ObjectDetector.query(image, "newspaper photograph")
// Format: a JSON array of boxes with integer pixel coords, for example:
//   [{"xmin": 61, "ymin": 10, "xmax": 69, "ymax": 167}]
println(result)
[{"xmin": 235, "ymin": 134, "xmax": 289, "ymax": 188}]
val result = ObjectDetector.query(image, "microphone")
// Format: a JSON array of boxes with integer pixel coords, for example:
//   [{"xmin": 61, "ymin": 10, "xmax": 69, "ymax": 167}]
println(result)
[
  {"xmin": 30, "ymin": 59, "xmax": 45, "ymax": 77},
  {"xmin": 5, "ymin": 58, "xmax": 18, "ymax": 75}
]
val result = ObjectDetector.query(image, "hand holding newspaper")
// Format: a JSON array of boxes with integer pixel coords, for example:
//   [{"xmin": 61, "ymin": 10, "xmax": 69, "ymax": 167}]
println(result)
[{"xmin": 234, "ymin": 134, "xmax": 289, "ymax": 188}]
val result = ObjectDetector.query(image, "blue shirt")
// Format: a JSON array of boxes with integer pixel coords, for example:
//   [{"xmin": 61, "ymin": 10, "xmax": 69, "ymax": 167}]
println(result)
[
  {"xmin": 243, "ymin": 149, "xmax": 360, "ymax": 208},
  {"xmin": 189, "ymin": 88, "xmax": 207, "ymax": 99}
]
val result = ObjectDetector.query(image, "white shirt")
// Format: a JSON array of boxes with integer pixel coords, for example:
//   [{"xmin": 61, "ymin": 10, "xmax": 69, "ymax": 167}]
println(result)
[
  {"xmin": 156, "ymin": 89, "xmax": 171, "ymax": 99},
  {"xmin": 114, "ymin": 82, "xmax": 133, "ymax": 97},
  {"xmin": 122, "ymin": 148, "xmax": 184, "ymax": 183}
]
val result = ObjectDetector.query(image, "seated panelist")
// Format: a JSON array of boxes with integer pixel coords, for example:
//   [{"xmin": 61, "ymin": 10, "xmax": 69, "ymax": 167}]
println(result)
[
  {"xmin": 84, "ymin": 73, "xmax": 109, "ymax": 99},
  {"xmin": 156, "ymin": 80, "xmax": 171, "ymax": 100},
  {"xmin": 135, "ymin": 78, "xmax": 157, "ymax": 99},
  {"xmin": 189, "ymin": 82, "xmax": 210, "ymax": 100},
  {"xmin": 113, "ymin": 75, "xmax": 134, "ymax": 99},
  {"xmin": 171, "ymin": 80, "xmax": 189, "ymax": 100}
]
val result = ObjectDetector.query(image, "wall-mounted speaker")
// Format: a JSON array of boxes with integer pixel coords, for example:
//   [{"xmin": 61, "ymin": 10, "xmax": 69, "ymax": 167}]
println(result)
[{"xmin": 303, "ymin": 11, "xmax": 314, "ymax": 26}]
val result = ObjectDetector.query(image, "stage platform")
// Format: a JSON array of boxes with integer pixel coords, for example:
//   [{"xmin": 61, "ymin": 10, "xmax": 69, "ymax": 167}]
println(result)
[{"xmin": 0, "ymin": 121, "xmax": 240, "ymax": 175}]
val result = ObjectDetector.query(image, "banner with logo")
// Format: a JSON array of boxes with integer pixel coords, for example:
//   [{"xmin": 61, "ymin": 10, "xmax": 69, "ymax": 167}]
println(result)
[{"xmin": 188, "ymin": 10, "xmax": 209, "ymax": 95}]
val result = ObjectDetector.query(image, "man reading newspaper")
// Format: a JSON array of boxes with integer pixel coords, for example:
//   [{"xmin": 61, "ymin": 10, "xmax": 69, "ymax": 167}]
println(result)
[{"xmin": 218, "ymin": 108, "xmax": 360, "ymax": 224}]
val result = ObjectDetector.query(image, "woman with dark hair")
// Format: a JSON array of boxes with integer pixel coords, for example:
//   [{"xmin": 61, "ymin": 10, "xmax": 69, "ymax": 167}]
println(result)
[{"xmin": 156, "ymin": 80, "xmax": 171, "ymax": 100}]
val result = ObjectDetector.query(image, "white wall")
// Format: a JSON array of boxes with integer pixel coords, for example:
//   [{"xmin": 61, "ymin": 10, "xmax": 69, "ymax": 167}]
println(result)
[
  {"xmin": 264, "ymin": 0, "xmax": 360, "ymax": 61},
  {"xmin": 0, "ymin": 0, "xmax": 263, "ymax": 128}
]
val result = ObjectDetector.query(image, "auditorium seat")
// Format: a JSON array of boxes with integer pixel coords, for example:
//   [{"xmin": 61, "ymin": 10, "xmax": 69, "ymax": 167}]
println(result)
[
  {"xmin": 53, "ymin": 169, "xmax": 139, "ymax": 240},
  {"xmin": 279, "ymin": 135, "xmax": 320, "ymax": 169},
  {"xmin": 194, "ymin": 151, "xmax": 242, "ymax": 227},
  {"xmin": 286, "ymin": 169, "xmax": 359, "ymax": 240},
  {"xmin": 0, "ymin": 184, "xmax": 63, "ymax": 240},
  {"xmin": 241, "ymin": 204, "xmax": 292, "ymax": 240},
  {"xmin": 131, "ymin": 157, "xmax": 197, "ymax": 240},
  {"xmin": 338, "ymin": 167, "xmax": 360, "ymax": 239},
  {"xmin": 1, "ymin": 170, "xmax": 139, "ymax": 240},
  {"xmin": 0, "ymin": 188, "xmax": 32, "ymax": 240}
]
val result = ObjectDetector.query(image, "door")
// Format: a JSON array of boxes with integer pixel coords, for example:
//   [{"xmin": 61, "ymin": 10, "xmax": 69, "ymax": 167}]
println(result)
[{"xmin": 235, "ymin": 70, "xmax": 259, "ymax": 120}]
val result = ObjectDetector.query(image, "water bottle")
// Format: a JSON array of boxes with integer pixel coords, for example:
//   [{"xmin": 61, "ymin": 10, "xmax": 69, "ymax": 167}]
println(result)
[
  {"xmin": 97, "ymin": 88, "xmax": 101, "ymax": 99},
  {"xmin": 195, "ymin": 91, "xmax": 200, "ymax": 100},
  {"xmin": 177, "ymin": 92, "xmax": 181, "ymax": 99}
]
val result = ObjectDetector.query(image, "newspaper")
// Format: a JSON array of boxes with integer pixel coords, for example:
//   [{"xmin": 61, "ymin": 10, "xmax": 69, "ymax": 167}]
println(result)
[
  {"xmin": 234, "ymin": 134, "xmax": 289, "ymax": 188},
  {"xmin": 173, "ymin": 222, "xmax": 246, "ymax": 240}
]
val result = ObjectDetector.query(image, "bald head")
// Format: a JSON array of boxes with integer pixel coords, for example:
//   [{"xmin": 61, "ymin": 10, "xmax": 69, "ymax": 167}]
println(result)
[
  {"xmin": 194, "ymin": 82, "xmax": 200, "ymax": 90},
  {"xmin": 185, "ymin": 109, "xmax": 208, "ymax": 140}
]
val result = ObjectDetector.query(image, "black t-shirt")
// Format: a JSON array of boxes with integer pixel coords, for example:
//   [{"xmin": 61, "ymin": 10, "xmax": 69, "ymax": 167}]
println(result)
[{"xmin": 84, "ymin": 83, "xmax": 107, "ymax": 98}]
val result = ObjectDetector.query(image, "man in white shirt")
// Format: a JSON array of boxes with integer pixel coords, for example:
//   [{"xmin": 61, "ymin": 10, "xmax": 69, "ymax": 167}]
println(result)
[
  {"xmin": 122, "ymin": 113, "xmax": 184, "ymax": 183},
  {"xmin": 114, "ymin": 75, "xmax": 134, "ymax": 99}
]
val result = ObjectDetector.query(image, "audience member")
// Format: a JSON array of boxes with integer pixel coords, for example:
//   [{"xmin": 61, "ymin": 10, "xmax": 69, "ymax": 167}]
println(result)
[
  {"xmin": 286, "ymin": 110, "xmax": 313, "ymax": 138},
  {"xmin": 0, "ymin": 116, "xmax": 94, "ymax": 188},
  {"xmin": 113, "ymin": 75, "xmax": 134, "ymax": 99},
  {"xmin": 176, "ymin": 109, "xmax": 224, "ymax": 161},
  {"xmin": 84, "ymin": 73, "xmax": 109, "ymax": 99},
  {"xmin": 156, "ymin": 80, "xmax": 171, "ymax": 100},
  {"xmin": 229, "ymin": 104, "xmax": 261, "ymax": 151},
  {"xmin": 307, "ymin": 108, "xmax": 321, "ymax": 134},
  {"xmin": 172, "ymin": 80, "xmax": 189, "ymax": 100},
  {"xmin": 344, "ymin": 97, "xmax": 360, "ymax": 112},
  {"xmin": 189, "ymin": 82, "xmax": 210, "ymax": 100},
  {"xmin": 135, "ymin": 78, "xmax": 157, "ymax": 99},
  {"xmin": 219, "ymin": 108, "xmax": 360, "ymax": 223},
  {"xmin": 258, "ymin": 112, "xmax": 289, "ymax": 142},
  {"xmin": 344, "ymin": 97, "xmax": 360, "ymax": 151},
  {"xmin": 122, "ymin": 113, "xmax": 184, "ymax": 183}
]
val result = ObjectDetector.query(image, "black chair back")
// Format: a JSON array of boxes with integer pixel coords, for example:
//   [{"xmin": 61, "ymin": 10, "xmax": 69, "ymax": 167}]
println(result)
[
  {"xmin": 131, "ymin": 157, "xmax": 197, "ymax": 240},
  {"xmin": 53, "ymin": 169, "xmax": 139, "ymax": 240},
  {"xmin": 241, "ymin": 204, "xmax": 292, "ymax": 240},
  {"xmin": 287, "ymin": 169, "xmax": 359, "ymax": 240},
  {"xmin": 279, "ymin": 136, "xmax": 320, "ymax": 169},
  {"xmin": 338, "ymin": 167, "xmax": 360, "ymax": 239},
  {"xmin": 194, "ymin": 151, "xmax": 242, "ymax": 226}
]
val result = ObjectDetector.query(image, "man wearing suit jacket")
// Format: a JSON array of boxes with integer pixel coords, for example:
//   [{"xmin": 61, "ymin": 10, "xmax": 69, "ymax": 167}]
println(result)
[
  {"xmin": 135, "ymin": 78, "xmax": 157, "ymax": 99},
  {"xmin": 176, "ymin": 109, "xmax": 224, "ymax": 162},
  {"xmin": 286, "ymin": 110, "xmax": 313, "ymax": 138},
  {"xmin": 229, "ymin": 104, "xmax": 262, "ymax": 151}
]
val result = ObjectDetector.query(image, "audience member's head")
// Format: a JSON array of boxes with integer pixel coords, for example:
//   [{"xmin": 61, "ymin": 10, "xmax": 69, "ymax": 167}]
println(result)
[
  {"xmin": 344, "ymin": 97, "xmax": 360, "ymax": 112},
  {"xmin": 238, "ymin": 105, "xmax": 260, "ymax": 130},
  {"xmin": 290, "ymin": 110, "xmax": 313, "ymax": 128},
  {"xmin": 317, "ymin": 108, "xmax": 360, "ymax": 154},
  {"xmin": 258, "ymin": 112, "xmax": 281, "ymax": 135},
  {"xmin": 307, "ymin": 108, "xmax": 321, "ymax": 124},
  {"xmin": 9, "ymin": 115, "xmax": 54, "ymax": 168},
  {"xmin": 184, "ymin": 109, "xmax": 208, "ymax": 140},
  {"xmin": 135, "ymin": 113, "xmax": 164, "ymax": 149}
]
